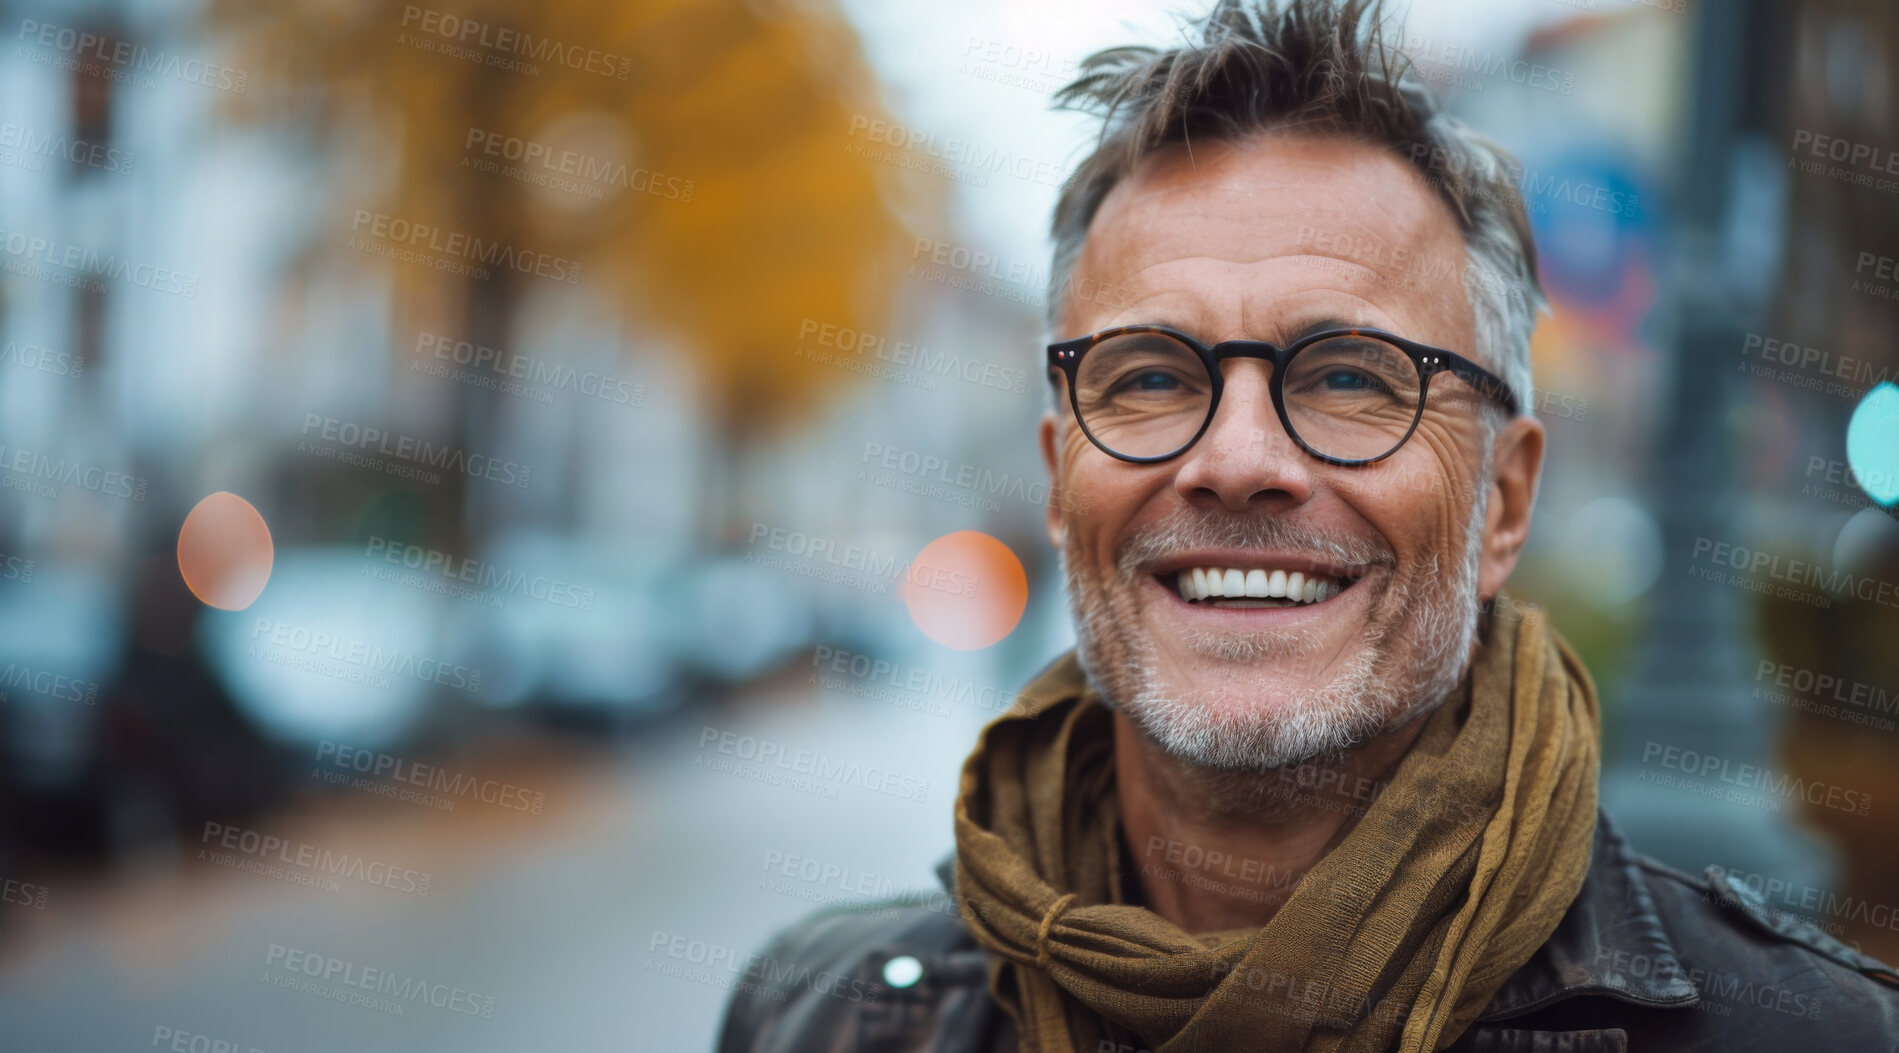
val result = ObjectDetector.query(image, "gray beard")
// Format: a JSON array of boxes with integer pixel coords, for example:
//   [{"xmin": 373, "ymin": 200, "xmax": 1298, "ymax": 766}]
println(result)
[{"xmin": 1063, "ymin": 492, "xmax": 1489, "ymax": 781}]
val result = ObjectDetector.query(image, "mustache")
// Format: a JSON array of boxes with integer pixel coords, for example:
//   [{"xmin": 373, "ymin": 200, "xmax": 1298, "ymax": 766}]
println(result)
[{"xmin": 1113, "ymin": 506, "xmax": 1395, "ymax": 581}]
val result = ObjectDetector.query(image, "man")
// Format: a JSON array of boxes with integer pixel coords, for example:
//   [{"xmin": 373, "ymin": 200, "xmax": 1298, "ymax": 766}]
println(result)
[{"xmin": 719, "ymin": 1, "xmax": 1899, "ymax": 1049}]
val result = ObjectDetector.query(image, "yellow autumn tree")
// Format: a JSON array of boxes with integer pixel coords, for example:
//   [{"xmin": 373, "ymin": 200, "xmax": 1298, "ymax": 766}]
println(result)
[{"xmin": 206, "ymin": 0, "xmax": 931, "ymax": 435}]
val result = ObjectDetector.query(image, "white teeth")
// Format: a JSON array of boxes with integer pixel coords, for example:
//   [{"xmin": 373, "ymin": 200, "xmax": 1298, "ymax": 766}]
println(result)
[{"xmin": 1171, "ymin": 566, "xmax": 1348, "ymax": 605}]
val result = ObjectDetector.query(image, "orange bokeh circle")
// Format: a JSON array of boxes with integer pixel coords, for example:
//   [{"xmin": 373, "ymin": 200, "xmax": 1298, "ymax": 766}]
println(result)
[
  {"xmin": 900, "ymin": 531, "xmax": 1028, "ymax": 650},
  {"xmin": 177, "ymin": 491, "xmax": 274, "ymax": 610}
]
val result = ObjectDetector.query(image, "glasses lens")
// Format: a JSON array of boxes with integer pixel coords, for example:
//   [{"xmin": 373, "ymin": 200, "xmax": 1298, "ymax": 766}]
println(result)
[
  {"xmin": 1282, "ymin": 335, "xmax": 1423, "ymax": 461},
  {"xmin": 1073, "ymin": 330, "xmax": 1213, "ymax": 459}
]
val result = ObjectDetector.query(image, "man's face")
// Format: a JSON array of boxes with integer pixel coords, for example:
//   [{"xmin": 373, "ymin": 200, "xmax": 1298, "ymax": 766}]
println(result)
[{"xmin": 1041, "ymin": 133, "xmax": 1543, "ymax": 772}]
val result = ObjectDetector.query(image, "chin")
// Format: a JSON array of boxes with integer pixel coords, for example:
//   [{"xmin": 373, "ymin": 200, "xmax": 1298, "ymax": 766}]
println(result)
[{"xmin": 1113, "ymin": 650, "xmax": 1393, "ymax": 773}]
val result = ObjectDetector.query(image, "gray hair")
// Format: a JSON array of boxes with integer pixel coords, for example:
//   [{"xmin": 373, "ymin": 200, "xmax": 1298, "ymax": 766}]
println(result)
[{"xmin": 1045, "ymin": 0, "xmax": 1543, "ymax": 413}]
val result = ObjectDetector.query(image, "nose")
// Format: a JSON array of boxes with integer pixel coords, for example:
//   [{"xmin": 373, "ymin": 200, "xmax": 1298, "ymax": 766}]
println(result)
[{"xmin": 1172, "ymin": 359, "xmax": 1315, "ymax": 512}]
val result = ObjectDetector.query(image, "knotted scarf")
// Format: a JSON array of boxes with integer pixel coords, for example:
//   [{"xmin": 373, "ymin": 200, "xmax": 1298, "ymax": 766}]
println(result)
[{"xmin": 952, "ymin": 599, "xmax": 1599, "ymax": 1052}]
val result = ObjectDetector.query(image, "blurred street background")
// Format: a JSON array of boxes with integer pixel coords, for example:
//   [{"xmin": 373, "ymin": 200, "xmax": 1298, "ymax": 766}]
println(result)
[{"xmin": 0, "ymin": 0, "xmax": 1895, "ymax": 1049}]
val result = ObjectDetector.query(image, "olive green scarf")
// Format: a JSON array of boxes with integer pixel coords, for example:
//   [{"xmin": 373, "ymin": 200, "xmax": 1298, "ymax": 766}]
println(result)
[{"xmin": 953, "ymin": 600, "xmax": 1599, "ymax": 1052}]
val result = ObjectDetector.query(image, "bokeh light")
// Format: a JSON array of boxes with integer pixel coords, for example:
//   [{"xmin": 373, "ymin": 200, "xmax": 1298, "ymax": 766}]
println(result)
[
  {"xmin": 900, "ymin": 531, "xmax": 1028, "ymax": 650},
  {"xmin": 1846, "ymin": 381, "xmax": 1899, "ymax": 507},
  {"xmin": 176, "ymin": 491, "xmax": 275, "ymax": 610}
]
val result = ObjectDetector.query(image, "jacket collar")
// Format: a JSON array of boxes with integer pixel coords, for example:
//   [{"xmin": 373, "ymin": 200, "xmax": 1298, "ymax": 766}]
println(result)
[
  {"xmin": 937, "ymin": 810, "xmax": 1702, "ymax": 1020},
  {"xmin": 1475, "ymin": 809, "xmax": 1699, "ymax": 1020}
]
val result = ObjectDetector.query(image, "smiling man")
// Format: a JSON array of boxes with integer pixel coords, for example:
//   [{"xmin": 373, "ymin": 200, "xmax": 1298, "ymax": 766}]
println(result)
[{"xmin": 718, "ymin": 2, "xmax": 1899, "ymax": 1050}]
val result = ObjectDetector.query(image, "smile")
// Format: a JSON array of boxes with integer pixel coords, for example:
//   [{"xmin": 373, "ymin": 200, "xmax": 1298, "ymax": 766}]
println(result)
[{"xmin": 1157, "ymin": 563, "xmax": 1365, "ymax": 609}]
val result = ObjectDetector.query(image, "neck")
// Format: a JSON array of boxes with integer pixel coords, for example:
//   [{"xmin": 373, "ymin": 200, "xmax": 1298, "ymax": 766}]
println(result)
[{"xmin": 1113, "ymin": 710, "xmax": 1429, "ymax": 933}]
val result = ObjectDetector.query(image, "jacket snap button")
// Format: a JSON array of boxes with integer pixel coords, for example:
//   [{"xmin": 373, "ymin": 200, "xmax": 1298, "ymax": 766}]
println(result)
[{"xmin": 882, "ymin": 955, "xmax": 924, "ymax": 988}]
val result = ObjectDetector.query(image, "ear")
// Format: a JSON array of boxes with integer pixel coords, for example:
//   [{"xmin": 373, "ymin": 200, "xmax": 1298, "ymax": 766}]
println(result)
[
  {"xmin": 1039, "ymin": 411, "xmax": 1066, "ymax": 550},
  {"xmin": 1477, "ymin": 414, "xmax": 1544, "ymax": 601}
]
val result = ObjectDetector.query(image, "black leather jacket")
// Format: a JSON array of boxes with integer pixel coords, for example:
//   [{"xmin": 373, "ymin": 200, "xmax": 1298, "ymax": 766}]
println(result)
[{"xmin": 718, "ymin": 814, "xmax": 1899, "ymax": 1052}]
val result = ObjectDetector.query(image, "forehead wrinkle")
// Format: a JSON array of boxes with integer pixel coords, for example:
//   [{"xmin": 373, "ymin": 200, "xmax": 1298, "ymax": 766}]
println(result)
[
  {"xmin": 1067, "ymin": 137, "xmax": 1476, "ymax": 350},
  {"xmin": 1100, "ymin": 272, "xmax": 1417, "ymax": 353},
  {"xmin": 1098, "ymin": 254, "xmax": 1395, "ymax": 331},
  {"xmin": 1087, "ymin": 211, "xmax": 1458, "ymax": 323}
]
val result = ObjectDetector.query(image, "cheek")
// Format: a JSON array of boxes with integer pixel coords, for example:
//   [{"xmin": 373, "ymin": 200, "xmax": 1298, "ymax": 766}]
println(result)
[
  {"xmin": 1057, "ymin": 425, "xmax": 1162, "ymax": 569},
  {"xmin": 1412, "ymin": 427, "xmax": 1484, "ymax": 544},
  {"xmin": 1057, "ymin": 429, "xmax": 1112, "ymax": 557},
  {"xmin": 1059, "ymin": 423, "xmax": 1094, "ymax": 470},
  {"xmin": 1350, "ymin": 423, "xmax": 1481, "ymax": 557}
]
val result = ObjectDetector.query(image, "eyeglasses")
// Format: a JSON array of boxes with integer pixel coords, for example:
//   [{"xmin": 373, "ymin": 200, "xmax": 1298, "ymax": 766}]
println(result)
[{"xmin": 1045, "ymin": 324, "xmax": 1520, "ymax": 466}]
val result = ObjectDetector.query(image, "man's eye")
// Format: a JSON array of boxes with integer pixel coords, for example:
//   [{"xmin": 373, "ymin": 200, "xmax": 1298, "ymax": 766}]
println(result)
[
  {"xmin": 1322, "ymin": 369, "xmax": 1386, "ymax": 392},
  {"xmin": 1129, "ymin": 371, "xmax": 1179, "ymax": 391}
]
